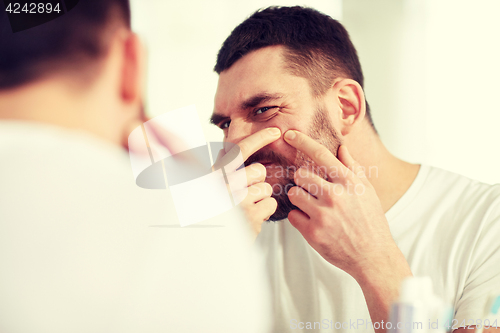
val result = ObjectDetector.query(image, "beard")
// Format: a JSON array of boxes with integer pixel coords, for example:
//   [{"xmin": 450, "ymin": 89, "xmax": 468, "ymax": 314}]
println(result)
[{"xmin": 245, "ymin": 107, "xmax": 342, "ymax": 221}]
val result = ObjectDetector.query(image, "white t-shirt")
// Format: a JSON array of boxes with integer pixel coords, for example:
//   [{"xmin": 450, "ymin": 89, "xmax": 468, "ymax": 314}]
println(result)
[
  {"xmin": 256, "ymin": 164, "xmax": 500, "ymax": 332},
  {"xmin": 0, "ymin": 121, "xmax": 272, "ymax": 333}
]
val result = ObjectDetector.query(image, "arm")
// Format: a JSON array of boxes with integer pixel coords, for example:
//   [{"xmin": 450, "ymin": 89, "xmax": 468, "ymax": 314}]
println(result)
[{"xmin": 283, "ymin": 130, "xmax": 412, "ymax": 332}]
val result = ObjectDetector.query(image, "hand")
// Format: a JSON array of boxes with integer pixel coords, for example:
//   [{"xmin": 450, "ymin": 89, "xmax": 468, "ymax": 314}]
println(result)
[
  {"xmin": 213, "ymin": 128, "xmax": 281, "ymax": 238},
  {"xmin": 283, "ymin": 130, "xmax": 411, "ymax": 331},
  {"xmin": 283, "ymin": 130, "xmax": 396, "ymax": 275}
]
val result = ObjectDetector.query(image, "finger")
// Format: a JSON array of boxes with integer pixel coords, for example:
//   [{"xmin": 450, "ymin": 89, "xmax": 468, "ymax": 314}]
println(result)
[
  {"xmin": 242, "ymin": 182, "xmax": 273, "ymax": 204},
  {"xmin": 288, "ymin": 209, "xmax": 310, "ymax": 234},
  {"xmin": 214, "ymin": 127, "xmax": 281, "ymax": 172},
  {"xmin": 254, "ymin": 197, "xmax": 278, "ymax": 221},
  {"xmin": 283, "ymin": 130, "xmax": 351, "ymax": 182},
  {"xmin": 226, "ymin": 163, "xmax": 267, "ymax": 192},
  {"xmin": 293, "ymin": 167, "xmax": 329, "ymax": 199},
  {"xmin": 243, "ymin": 163, "xmax": 267, "ymax": 186},
  {"xmin": 287, "ymin": 186, "xmax": 316, "ymax": 216},
  {"xmin": 237, "ymin": 127, "xmax": 282, "ymax": 161},
  {"xmin": 233, "ymin": 181, "xmax": 272, "ymax": 206}
]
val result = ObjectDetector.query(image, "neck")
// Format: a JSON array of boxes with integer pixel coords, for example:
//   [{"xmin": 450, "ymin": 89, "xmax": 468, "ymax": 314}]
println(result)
[
  {"xmin": 0, "ymin": 77, "xmax": 119, "ymax": 145},
  {"xmin": 346, "ymin": 123, "xmax": 420, "ymax": 213}
]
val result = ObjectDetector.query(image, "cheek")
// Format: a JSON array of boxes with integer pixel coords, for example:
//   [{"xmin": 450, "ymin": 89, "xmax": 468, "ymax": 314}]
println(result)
[
  {"xmin": 265, "ymin": 122, "xmax": 303, "ymax": 159},
  {"xmin": 266, "ymin": 121, "xmax": 290, "ymax": 151}
]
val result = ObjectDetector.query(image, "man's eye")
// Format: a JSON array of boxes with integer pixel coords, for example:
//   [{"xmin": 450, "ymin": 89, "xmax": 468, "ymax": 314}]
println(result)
[
  {"xmin": 221, "ymin": 121, "xmax": 230, "ymax": 129},
  {"xmin": 255, "ymin": 106, "xmax": 279, "ymax": 115},
  {"xmin": 255, "ymin": 107, "xmax": 271, "ymax": 115}
]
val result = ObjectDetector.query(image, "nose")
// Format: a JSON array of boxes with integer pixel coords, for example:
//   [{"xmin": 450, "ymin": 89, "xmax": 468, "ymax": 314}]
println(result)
[{"xmin": 225, "ymin": 119, "xmax": 256, "ymax": 146}]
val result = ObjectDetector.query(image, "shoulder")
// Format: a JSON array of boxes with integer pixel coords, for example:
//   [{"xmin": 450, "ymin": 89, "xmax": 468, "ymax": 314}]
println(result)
[
  {"xmin": 418, "ymin": 166, "xmax": 500, "ymax": 263},
  {"xmin": 393, "ymin": 165, "xmax": 500, "ymax": 252},
  {"xmin": 422, "ymin": 165, "xmax": 500, "ymax": 217},
  {"xmin": 0, "ymin": 120, "xmax": 168, "ymax": 226}
]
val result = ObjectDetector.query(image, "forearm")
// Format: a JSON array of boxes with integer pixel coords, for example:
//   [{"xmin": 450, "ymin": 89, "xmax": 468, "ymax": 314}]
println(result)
[{"xmin": 353, "ymin": 246, "xmax": 413, "ymax": 333}]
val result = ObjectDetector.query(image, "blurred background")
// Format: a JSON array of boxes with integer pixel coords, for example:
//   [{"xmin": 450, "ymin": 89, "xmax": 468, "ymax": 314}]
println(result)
[{"xmin": 131, "ymin": 0, "xmax": 500, "ymax": 185}]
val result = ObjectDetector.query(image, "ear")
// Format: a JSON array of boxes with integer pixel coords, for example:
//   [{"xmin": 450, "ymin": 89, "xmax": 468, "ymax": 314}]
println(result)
[
  {"xmin": 332, "ymin": 78, "xmax": 366, "ymax": 136},
  {"xmin": 119, "ymin": 32, "xmax": 147, "ymax": 150},
  {"xmin": 120, "ymin": 32, "xmax": 146, "ymax": 106}
]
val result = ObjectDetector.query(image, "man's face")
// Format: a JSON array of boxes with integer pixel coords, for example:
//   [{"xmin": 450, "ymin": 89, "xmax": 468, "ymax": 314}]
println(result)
[{"xmin": 213, "ymin": 45, "xmax": 341, "ymax": 220}]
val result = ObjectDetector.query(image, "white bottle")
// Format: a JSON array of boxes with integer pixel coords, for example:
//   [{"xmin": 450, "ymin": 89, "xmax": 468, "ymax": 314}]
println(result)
[{"xmin": 389, "ymin": 277, "xmax": 452, "ymax": 333}]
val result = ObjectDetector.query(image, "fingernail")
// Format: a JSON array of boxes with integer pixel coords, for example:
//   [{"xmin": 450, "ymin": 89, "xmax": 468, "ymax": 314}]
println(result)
[
  {"xmin": 268, "ymin": 127, "xmax": 281, "ymax": 136},
  {"xmin": 284, "ymin": 130, "xmax": 296, "ymax": 140}
]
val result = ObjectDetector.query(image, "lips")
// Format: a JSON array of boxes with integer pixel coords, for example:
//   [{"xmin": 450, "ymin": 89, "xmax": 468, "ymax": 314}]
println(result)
[
  {"xmin": 258, "ymin": 161, "xmax": 273, "ymax": 167},
  {"xmin": 247, "ymin": 160, "xmax": 273, "ymax": 168}
]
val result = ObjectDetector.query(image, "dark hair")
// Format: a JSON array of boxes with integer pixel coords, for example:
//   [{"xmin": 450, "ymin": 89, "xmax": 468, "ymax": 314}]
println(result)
[
  {"xmin": 0, "ymin": 0, "xmax": 131, "ymax": 89},
  {"xmin": 214, "ymin": 6, "xmax": 375, "ymax": 129}
]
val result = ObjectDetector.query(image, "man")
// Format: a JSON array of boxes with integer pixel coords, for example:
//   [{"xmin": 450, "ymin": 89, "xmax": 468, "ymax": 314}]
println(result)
[
  {"xmin": 0, "ymin": 1, "xmax": 271, "ymax": 332},
  {"xmin": 211, "ymin": 6, "xmax": 500, "ymax": 333}
]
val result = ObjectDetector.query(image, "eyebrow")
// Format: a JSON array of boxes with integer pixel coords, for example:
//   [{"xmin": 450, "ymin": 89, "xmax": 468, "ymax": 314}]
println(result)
[
  {"xmin": 210, "ymin": 92, "xmax": 283, "ymax": 126},
  {"xmin": 210, "ymin": 113, "xmax": 228, "ymax": 126},
  {"xmin": 241, "ymin": 93, "xmax": 283, "ymax": 110}
]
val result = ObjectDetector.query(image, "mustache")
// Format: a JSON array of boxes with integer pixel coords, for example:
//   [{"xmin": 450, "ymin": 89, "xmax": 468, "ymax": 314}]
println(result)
[{"xmin": 245, "ymin": 149, "xmax": 291, "ymax": 168}]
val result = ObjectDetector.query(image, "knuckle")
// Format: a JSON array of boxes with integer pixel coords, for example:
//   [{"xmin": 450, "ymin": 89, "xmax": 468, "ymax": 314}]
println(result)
[
  {"xmin": 247, "ymin": 184, "xmax": 259, "ymax": 196},
  {"xmin": 255, "ymin": 182, "xmax": 272, "ymax": 197},
  {"xmin": 315, "ymin": 210, "xmax": 329, "ymax": 224},
  {"xmin": 252, "ymin": 183, "xmax": 265, "ymax": 197},
  {"xmin": 308, "ymin": 225, "xmax": 322, "ymax": 242},
  {"xmin": 324, "ymin": 191, "xmax": 335, "ymax": 205},
  {"xmin": 240, "ymin": 192, "xmax": 252, "ymax": 206}
]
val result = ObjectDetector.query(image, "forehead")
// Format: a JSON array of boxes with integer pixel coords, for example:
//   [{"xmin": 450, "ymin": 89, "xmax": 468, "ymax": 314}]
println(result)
[{"xmin": 214, "ymin": 45, "xmax": 308, "ymax": 114}]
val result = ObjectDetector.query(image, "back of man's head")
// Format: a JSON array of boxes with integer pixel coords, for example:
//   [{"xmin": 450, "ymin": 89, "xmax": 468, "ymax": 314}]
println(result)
[
  {"xmin": 0, "ymin": 0, "xmax": 131, "ymax": 89},
  {"xmin": 0, "ymin": 0, "xmax": 145, "ymax": 147},
  {"xmin": 214, "ymin": 6, "xmax": 374, "ymax": 129}
]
